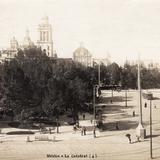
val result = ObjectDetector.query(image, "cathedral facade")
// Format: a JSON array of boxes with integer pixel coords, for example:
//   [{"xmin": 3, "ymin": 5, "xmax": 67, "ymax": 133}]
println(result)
[{"xmin": 0, "ymin": 16, "xmax": 54, "ymax": 60}]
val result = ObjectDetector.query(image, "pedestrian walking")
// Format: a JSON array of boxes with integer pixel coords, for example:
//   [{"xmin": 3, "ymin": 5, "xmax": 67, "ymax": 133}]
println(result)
[
  {"xmin": 144, "ymin": 102, "xmax": 147, "ymax": 108},
  {"xmin": 91, "ymin": 118, "xmax": 93, "ymax": 124},
  {"xmin": 81, "ymin": 127, "xmax": 84, "ymax": 136},
  {"xmin": 49, "ymin": 128, "xmax": 52, "ymax": 134},
  {"xmin": 73, "ymin": 124, "xmax": 77, "ymax": 133},
  {"xmin": 76, "ymin": 122, "xmax": 79, "ymax": 128},
  {"xmin": 125, "ymin": 134, "xmax": 131, "ymax": 144},
  {"xmin": 136, "ymin": 135, "xmax": 140, "ymax": 142},
  {"xmin": 154, "ymin": 105, "xmax": 156, "ymax": 109},
  {"xmin": 83, "ymin": 114, "xmax": 85, "ymax": 120},
  {"xmin": 132, "ymin": 110, "xmax": 135, "ymax": 117},
  {"xmin": 115, "ymin": 122, "xmax": 119, "ymax": 130},
  {"xmin": 84, "ymin": 127, "xmax": 86, "ymax": 135},
  {"xmin": 93, "ymin": 127, "xmax": 96, "ymax": 138}
]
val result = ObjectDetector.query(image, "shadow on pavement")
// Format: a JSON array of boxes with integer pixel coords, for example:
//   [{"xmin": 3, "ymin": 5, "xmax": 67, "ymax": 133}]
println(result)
[
  {"xmin": 152, "ymin": 97, "xmax": 160, "ymax": 100},
  {"xmin": 131, "ymin": 139, "xmax": 149, "ymax": 144},
  {"xmin": 101, "ymin": 96, "xmax": 132, "ymax": 103},
  {"xmin": 103, "ymin": 105, "xmax": 135, "ymax": 114},
  {"xmin": 101, "ymin": 120, "xmax": 139, "ymax": 131},
  {"xmin": 145, "ymin": 134, "xmax": 160, "ymax": 139}
]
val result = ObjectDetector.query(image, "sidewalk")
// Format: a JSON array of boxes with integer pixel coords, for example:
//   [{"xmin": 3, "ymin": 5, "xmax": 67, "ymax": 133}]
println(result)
[{"xmin": 0, "ymin": 120, "xmax": 100, "ymax": 142}]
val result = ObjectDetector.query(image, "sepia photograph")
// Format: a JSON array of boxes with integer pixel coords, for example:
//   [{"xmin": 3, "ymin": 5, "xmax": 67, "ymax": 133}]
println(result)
[{"xmin": 0, "ymin": 0, "xmax": 160, "ymax": 159}]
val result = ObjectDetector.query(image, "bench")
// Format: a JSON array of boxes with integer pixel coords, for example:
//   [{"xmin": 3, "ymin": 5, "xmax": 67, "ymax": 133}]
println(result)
[
  {"xmin": 35, "ymin": 135, "xmax": 49, "ymax": 141},
  {"xmin": 35, "ymin": 135, "xmax": 56, "ymax": 141}
]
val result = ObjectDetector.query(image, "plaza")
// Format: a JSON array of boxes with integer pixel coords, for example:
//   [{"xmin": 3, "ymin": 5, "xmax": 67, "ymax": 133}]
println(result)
[{"xmin": 0, "ymin": 89, "xmax": 160, "ymax": 160}]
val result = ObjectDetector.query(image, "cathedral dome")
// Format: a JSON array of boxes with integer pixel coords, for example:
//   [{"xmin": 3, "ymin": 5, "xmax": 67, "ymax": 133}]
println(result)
[
  {"xmin": 22, "ymin": 29, "xmax": 34, "ymax": 48},
  {"xmin": 10, "ymin": 37, "xmax": 18, "ymax": 50},
  {"xmin": 73, "ymin": 46, "xmax": 91, "ymax": 57},
  {"xmin": 73, "ymin": 44, "xmax": 92, "ymax": 67},
  {"xmin": 22, "ymin": 38, "xmax": 34, "ymax": 48}
]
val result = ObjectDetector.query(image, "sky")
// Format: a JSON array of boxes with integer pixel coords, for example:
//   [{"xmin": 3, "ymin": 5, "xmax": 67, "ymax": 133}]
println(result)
[{"xmin": 1, "ymin": 0, "xmax": 160, "ymax": 64}]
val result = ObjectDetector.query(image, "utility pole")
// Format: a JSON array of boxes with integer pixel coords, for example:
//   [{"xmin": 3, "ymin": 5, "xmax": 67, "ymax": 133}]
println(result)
[{"xmin": 136, "ymin": 55, "xmax": 146, "ymax": 139}]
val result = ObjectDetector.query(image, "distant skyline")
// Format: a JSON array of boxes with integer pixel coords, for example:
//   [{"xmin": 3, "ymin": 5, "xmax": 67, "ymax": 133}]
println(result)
[{"xmin": 1, "ymin": 0, "xmax": 160, "ymax": 64}]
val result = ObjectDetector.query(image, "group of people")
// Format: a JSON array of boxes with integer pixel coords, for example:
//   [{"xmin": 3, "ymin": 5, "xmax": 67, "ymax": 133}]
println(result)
[
  {"xmin": 72, "ymin": 113, "xmax": 97, "ymax": 137},
  {"xmin": 73, "ymin": 125, "xmax": 87, "ymax": 136},
  {"xmin": 73, "ymin": 124, "xmax": 96, "ymax": 137}
]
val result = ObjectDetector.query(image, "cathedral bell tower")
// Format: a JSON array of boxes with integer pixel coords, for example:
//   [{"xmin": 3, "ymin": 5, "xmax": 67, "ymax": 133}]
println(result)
[{"xmin": 37, "ymin": 16, "xmax": 53, "ymax": 57}]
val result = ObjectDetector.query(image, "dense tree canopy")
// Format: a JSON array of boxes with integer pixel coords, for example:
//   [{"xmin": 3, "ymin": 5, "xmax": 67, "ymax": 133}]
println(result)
[
  {"xmin": 0, "ymin": 47, "xmax": 160, "ymax": 121},
  {"xmin": 1, "ymin": 48, "xmax": 97, "ymax": 121}
]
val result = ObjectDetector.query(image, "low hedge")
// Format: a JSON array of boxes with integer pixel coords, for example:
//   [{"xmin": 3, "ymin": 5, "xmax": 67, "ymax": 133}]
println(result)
[{"xmin": 6, "ymin": 131, "xmax": 35, "ymax": 135}]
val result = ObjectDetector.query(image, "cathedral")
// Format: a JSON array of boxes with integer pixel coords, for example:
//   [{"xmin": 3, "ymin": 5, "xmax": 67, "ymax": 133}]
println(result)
[
  {"xmin": 0, "ymin": 16, "xmax": 55, "ymax": 60},
  {"xmin": 73, "ymin": 44, "xmax": 111, "ymax": 67}
]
